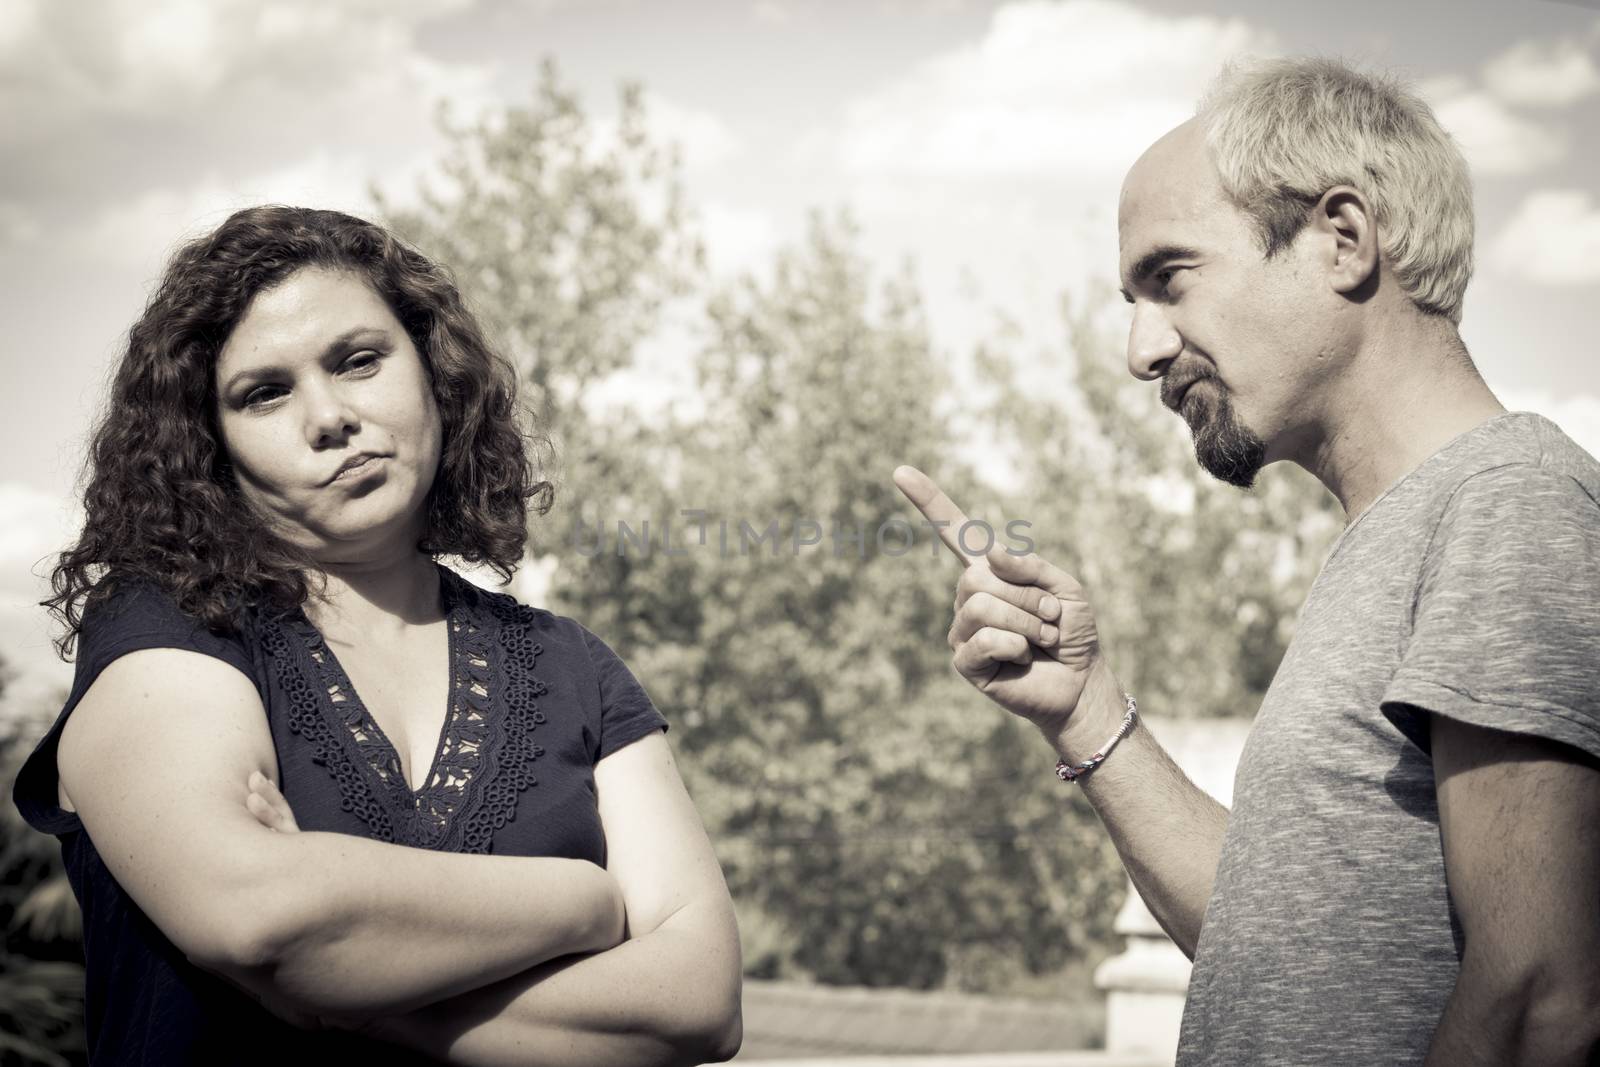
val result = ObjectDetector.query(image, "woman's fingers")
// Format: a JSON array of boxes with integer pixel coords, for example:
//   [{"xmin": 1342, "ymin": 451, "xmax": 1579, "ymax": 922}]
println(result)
[
  {"xmin": 245, "ymin": 771, "xmax": 300, "ymax": 833},
  {"xmin": 244, "ymin": 790, "xmax": 275, "ymax": 828}
]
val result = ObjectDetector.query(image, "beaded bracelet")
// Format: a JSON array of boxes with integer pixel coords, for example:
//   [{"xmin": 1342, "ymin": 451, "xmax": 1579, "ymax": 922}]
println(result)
[{"xmin": 1055, "ymin": 694, "xmax": 1139, "ymax": 782}]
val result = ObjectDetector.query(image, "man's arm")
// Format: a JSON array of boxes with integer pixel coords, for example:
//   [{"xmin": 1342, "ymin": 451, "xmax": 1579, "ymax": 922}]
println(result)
[
  {"xmin": 360, "ymin": 730, "xmax": 743, "ymax": 1066},
  {"xmin": 895, "ymin": 466, "xmax": 1226, "ymax": 958},
  {"xmin": 58, "ymin": 648, "xmax": 626, "ymax": 1020},
  {"xmin": 1051, "ymin": 664, "xmax": 1228, "ymax": 959},
  {"xmin": 1424, "ymin": 715, "xmax": 1600, "ymax": 1066}
]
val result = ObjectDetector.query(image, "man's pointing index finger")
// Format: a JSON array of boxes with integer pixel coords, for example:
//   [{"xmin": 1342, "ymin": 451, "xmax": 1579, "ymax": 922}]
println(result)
[{"xmin": 893, "ymin": 464, "xmax": 976, "ymax": 568}]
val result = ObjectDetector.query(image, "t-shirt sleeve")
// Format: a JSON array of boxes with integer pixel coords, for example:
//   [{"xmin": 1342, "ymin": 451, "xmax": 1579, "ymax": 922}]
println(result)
[
  {"xmin": 577, "ymin": 625, "xmax": 667, "ymax": 761},
  {"xmin": 12, "ymin": 582, "xmax": 262, "ymax": 836},
  {"xmin": 1381, "ymin": 464, "xmax": 1600, "ymax": 762}
]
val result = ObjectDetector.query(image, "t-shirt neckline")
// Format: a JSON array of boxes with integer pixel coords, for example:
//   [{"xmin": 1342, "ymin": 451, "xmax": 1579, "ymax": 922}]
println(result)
[{"xmin": 1322, "ymin": 411, "xmax": 1536, "ymax": 566}]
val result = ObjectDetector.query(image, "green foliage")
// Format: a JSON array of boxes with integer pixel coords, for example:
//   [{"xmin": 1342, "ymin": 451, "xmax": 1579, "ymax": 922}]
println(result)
[
  {"xmin": 378, "ymin": 59, "xmax": 701, "ymax": 454},
  {"xmin": 544, "ymin": 213, "xmax": 1123, "ymax": 990},
  {"xmin": 0, "ymin": 693, "xmax": 86, "ymax": 1066},
  {"xmin": 0, "ymin": 956, "xmax": 85, "ymax": 1067}
]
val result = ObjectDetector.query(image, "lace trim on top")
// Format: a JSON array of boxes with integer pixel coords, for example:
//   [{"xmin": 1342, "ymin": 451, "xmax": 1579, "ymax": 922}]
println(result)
[
  {"xmin": 454, "ymin": 591, "xmax": 548, "ymax": 853},
  {"xmin": 264, "ymin": 573, "xmax": 547, "ymax": 852},
  {"xmin": 262, "ymin": 616, "xmax": 396, "ymax": 843}
]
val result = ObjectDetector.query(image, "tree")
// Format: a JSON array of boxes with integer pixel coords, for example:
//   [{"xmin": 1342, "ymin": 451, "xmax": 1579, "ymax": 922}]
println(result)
[
  {"xmin": 378, "ymin": 59, "xmax": 703, "ymax": 559},
  {"xmin": 0, "ymin": 660, "xmax": 86, "ymax": 1066},
  {"xmin": 544, "ymin": 215, "xmax": 1124, "ymax": 990}
]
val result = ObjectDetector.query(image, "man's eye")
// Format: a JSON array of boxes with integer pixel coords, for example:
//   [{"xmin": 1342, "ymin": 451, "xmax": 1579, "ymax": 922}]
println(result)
[{"xmin": 1155, "ymin": 267, "xmax": 1192, "ymax": 296}]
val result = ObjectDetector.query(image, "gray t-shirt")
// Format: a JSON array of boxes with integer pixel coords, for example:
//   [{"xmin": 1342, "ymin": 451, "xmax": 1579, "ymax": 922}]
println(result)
[{"xmin": 1177, "ymin": 412, "xmax": 1600, "ymax": 1065}]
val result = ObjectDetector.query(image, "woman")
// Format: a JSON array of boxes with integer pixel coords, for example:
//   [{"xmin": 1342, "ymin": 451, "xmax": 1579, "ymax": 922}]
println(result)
[{"xmin": 12, "ymin": 206, "xmax": 742, "ymax": 1064}]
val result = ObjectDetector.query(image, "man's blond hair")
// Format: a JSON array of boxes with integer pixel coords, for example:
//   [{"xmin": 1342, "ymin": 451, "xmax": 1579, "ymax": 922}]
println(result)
[{"xmin": 1199, "ymin": 57, "xmax": 1475, "ymax": 324}]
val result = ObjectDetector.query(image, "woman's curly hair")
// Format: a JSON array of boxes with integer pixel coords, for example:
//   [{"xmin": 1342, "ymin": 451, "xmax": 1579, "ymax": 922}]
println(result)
[{"xmin": 46, "ymin": 205, "xmax": 551, "ymax": 656}]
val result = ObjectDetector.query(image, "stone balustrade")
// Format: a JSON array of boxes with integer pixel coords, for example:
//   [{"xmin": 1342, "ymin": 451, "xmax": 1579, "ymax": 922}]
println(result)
[{"xmin": 1091, "ymin": 717, "xmax": 1251, "ymax": 1065}]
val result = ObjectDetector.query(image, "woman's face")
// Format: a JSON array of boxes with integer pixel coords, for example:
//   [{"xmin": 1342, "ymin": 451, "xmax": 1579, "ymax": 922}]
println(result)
[{"xmin": 214, "ymin": 267, "xmax": 444, "ymax": 563}]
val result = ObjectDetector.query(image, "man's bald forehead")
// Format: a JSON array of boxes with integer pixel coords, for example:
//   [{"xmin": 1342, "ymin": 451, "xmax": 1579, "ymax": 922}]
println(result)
[
  {"xmin": 1121, "ymin": 120, "xmax": 1212, "ymax": 214},
  {"xmin": 1135, "ymin": 119, "xmax": 1205, "ymax": 173}
]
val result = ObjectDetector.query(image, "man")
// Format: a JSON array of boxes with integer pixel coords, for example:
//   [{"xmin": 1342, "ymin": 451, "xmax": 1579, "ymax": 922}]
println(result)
[{"xmin": 897, "ymin": 57, "xmax": 1600, "ymax": 1065}]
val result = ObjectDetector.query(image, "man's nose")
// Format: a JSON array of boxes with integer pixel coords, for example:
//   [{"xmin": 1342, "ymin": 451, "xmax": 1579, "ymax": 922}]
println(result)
[{"xmin": 1127, "ymin": 301, "xmax": 1182, "ymax": 380}]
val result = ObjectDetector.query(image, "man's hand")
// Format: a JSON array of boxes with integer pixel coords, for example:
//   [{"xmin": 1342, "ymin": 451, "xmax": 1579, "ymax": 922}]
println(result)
[
  {"xmin": 895, "ymin": 465, "xmax": 1228, "ymax": 958},
  {"xmin": 893, "ymin": 465, "xmax": 1105, "ymax": 740}
]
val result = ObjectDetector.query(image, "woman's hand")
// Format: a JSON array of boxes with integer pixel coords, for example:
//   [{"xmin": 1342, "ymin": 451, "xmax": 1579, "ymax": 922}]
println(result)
[
  {"xmin": 239, "ymin": 771, "xmax": 340, "ymax": 1032},
  {"xmin": 241, "ymin": 773, "xmax": 396, "ymax": 1036},
  {"xmin": 245, "ymin": 771, "xmax": 300, "ymax": 834}
]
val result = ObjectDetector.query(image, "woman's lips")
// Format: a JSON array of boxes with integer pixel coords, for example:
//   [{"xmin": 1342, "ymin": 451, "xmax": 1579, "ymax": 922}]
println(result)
[{"xmin": 329, "ymin": 454, "xmax": 385, "ymax": 483}]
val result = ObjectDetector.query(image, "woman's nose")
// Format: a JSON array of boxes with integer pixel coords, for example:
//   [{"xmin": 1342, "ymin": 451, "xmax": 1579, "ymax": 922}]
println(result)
[{"xmin": 303, "ymin": 386, "xmax": 359, "ymax": 448}]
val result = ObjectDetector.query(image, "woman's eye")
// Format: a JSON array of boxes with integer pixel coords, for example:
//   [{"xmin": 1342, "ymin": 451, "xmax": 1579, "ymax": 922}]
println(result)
[
  {"xmin": 341, "ymin": 350, "xmax": 381, "ymax": 375},
  {"xmin": 242, "ymin": 384, "xmax": 286, "ymax": 409}
]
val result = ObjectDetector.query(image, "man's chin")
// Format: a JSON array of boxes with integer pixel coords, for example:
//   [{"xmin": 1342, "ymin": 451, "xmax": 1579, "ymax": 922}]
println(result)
[
  {"xmin": 1200, "ymin": 455, "xmax": 1261, "ymax": 490},
  {"xmin": 1174, "ymin": 388, "xmax": 1266, "ymax": 488},
  {"xmin": 1193, "ymin": 427, "xmax": 1268, "ymax": 489}
]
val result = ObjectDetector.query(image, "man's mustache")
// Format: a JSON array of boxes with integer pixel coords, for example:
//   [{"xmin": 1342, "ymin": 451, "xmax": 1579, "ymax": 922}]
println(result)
[{"xmin": 1160, "ymin": 365, "xmax": 1219, "ymax": 413}]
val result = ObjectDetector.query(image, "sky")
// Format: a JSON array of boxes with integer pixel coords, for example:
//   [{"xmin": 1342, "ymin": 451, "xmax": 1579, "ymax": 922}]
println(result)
[{"xmin": 2, "ymin": 0, "xmax": 1598, "ymax": 697}]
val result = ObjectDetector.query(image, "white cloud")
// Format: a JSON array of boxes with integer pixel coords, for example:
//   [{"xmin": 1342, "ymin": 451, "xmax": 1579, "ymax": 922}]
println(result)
[
  {"xmin": 829, "ymin": 0, "xmax": 1274, "ymax": 181},
  {"xmin": 114, "ymin": 0, "xmax": 232, "ymax": 101},
  {"xmin": 700, "ymin": 201, "xmax": 781, "ymax": 279},
  {"xmin": 1419, "ymin": 29, "xmax": 1599, "ymax": 178},
  {"xmin": 0, "ymin": 483, "xmax": 78, "ymax": 597},
  {"xmin": 44, "ymin": 149, "xmax": 442, "ymax": 273},
  {"xmin": 1483, "ymin": 34, "xmax": 1600, "ymax": 108},
  {"xmin": 0, "ymin": 0, "xmax": 40, "ymax": 55},
  {"xmin": 1489, "ymin": 189, "xmax": 1600, "ymax": 286},
  {"xmin": 641, "ymin": 93, "xmax": 741, "ymax": 173},
  {"xmin": 0, "ymin": 201, "xmax": 41, "ymax": 246},
  {"xmin": 0, "ymin": 0, "xmax": 482, "ymax": 118},
  {"xmin": 1429, "ymin": 89, "xmax": 1567, "ymax": 176},
  {"xmin": 0, "ymin": 596, "xmax": 74, "ymax": 712},
  {"xmin": 802, "ymin": 1, "xmax": 1275, "ymax": 361},
  {"xmin": 751, "ymin": 1, "xmax": 795, "ymax": 26},
  {"xmin": 0, "ymin": 0, "xmax": 496, "ymax": 213}
]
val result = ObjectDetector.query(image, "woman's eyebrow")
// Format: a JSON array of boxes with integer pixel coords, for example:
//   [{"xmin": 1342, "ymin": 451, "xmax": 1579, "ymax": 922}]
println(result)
[{"xmin": 220, "ymin": 326, "xmax": 388, "ymax": 395}]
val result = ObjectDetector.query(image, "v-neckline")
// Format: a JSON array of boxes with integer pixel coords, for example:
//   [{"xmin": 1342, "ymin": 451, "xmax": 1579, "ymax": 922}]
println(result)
[
  {"xmin": 311, "ymin": 609, "xmax": 460, "ymax": 798},
  {"xmin": 296, "ymin": 567, "xmax": 462, "ymax": 799},
  {"xmin": 265, "ymin": 567, "xmax": 545, "ymax": 852}
]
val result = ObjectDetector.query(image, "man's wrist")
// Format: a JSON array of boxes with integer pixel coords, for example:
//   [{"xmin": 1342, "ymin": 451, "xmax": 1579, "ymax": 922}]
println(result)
[{"xmin": 1046, "ymin": 660, "xmax": 1129, "ymax": 762}]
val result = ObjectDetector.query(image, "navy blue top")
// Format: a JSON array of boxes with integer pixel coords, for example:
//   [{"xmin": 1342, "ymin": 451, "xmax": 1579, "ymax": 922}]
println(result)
[{"xmin": 13, "ymin": 566, "xmax": 667, "ymax": 1065}]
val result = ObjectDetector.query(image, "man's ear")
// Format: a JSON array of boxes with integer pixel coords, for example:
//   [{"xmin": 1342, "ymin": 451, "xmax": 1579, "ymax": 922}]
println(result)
[{"xmin": 1313, "ymin": 185, "xmax": 1379, "ymax": 298}]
